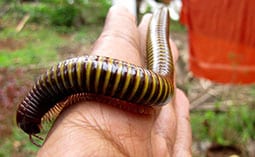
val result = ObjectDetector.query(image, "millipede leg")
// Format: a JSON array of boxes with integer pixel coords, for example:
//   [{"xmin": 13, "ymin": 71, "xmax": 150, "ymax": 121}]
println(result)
[{"xmin": 29, "ymin": 134, "xmax": 43, "ymax": 147}]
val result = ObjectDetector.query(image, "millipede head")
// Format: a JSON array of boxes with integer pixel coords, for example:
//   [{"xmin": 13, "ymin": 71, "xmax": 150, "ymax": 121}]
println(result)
[{"xmin": 16, "ymin": 113, "xmax": 41, "ymax": 135}]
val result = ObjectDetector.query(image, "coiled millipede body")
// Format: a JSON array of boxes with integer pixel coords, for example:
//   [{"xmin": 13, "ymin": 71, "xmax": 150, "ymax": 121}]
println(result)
[{"xmin": 16, "ymin": 7, "xmax": 174, "ymax": 146}]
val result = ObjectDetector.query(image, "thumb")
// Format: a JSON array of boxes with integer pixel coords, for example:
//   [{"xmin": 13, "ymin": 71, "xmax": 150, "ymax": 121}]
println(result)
[
  {"xmin": 173, "ymin": 89, "xmax": 192, "ymax": 156},
  {"xmin": 92, "ymin": 5, "xmax": 142, "ymax": 66}
]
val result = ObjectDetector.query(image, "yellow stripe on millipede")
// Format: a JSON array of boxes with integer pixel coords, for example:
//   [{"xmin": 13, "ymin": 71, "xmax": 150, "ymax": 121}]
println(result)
[
  {"xmin": 145, "ymin": 71, "xmax": 157, "ymax": 104},
  {"xmin": 42, "ymin": 73, "xmax": 54, "ymax": 96},
  {"xmin": 119, "ymin": 65, "xmax": 132, "ymax": 98},
  {"xmin": 53, "ymin": 65, "xmax": 61, "ymax": 91},
  {"xmin": 161, "ymin": 78, "xmax": 169, "ymax": 103},
  {"xmin": 102, "ymin": 58, "xmax": 113, "ymax": 94},
  {"xmin": 46, "ymin": 69, "xmax": 56, "ymax": 93},
  {"xmin": 136, "ymin": 69, "xmax": 149, "ymax": 103},
  {"xmin": 95, "ymin": 56, "xmax": 103, "ymax": 93},
  {"xmin": 152, "ymin": 75, "xmax": 163, "ymax": 104},
  {"xmin": 128, "ymin": 67, "xmax": 140, "ymax": 101},
  {"xmin": 68, "ymin": 62, "xmax": 74, "ymax": 88},
  {"xmin": 60, "ymin": 62, "xmax": 68, "ymax": 89},
  {"xmin": 110, "ymin": 62, "xmax": 122, "ymax": 96},
  {"xmin": 76, "ymin": 58, "xmax": 82, "ymax": 89},
  {"xmin": 86, "ymin": 57, "xmax": 92, "ymax": 91}
]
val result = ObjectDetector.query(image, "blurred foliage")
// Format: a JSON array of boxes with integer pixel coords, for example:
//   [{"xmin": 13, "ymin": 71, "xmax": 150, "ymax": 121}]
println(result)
[
  {"xmin": 0, "ymin": 2, "xmax": 105, "ymax": 155},
  {"xmin": 0, "ymin": 66, "xmax": 39, "ymax": 156},
  {"xmin": 1, "ymin": 0, "xmax": 111, "ymax": 31},
  {"xmin": 0, "ymin": 0, "xmax": 110, "ymax": 68},
  {"xmin": 170, "ymin": 19, "xmax": 186, "ymax": 32},
  {"xmin": 191, "ymin": 104, "xmax": 255, "ymax": 146},
  {"xmin": 0, "ymin": 28, "xmax": 63, "ymax": 67},
  {"xmin": 48, "ymin": 0, "xmax": 110, "ymax": 27},
  {"xmin": 0, "ymin": 127, "xmax": 38, "ymax": 157},
  {"xmin": 50, "ymin": 4, "xmax": 78, "ymax": 27}
]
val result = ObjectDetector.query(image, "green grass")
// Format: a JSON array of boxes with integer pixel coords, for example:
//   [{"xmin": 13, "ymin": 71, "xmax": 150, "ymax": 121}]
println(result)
[
  {"xmin": 170, "ymin": 19, "xmax": 186, "ymax": 32},
  {"xmin": 0, "ymin": 27, "xmax": 64, "ymax": 68},
  {"xmin": 72, "ymin": 25, "xmax": 103, "ymax": 44},
  {"xmin": 0, "ymin": 127, "xmax": 38, "ymax": 157},
  {"xmin": 0, "ymin": 1, "xmax": 107, "ymax": 156},
  {"xmin": 191, "ymin": 105, "xmax": 255, "ymax": 146}
]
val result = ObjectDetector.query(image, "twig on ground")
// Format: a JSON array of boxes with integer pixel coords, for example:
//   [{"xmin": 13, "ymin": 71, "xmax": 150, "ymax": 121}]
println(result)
[{"xmin": 16, "ymin": 14, "xmax": 30, "ymax": 33}]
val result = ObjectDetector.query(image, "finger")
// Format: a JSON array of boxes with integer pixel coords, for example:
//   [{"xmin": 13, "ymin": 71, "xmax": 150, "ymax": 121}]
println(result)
[
  {"xmin": 152, "ymin": 102, "xmax": 177, "ymax": 155},
  {"xmin": 173, "ymin": 89, "xmax": 192, "ymax": 157},
  {"xmin": 92, "ymin": 5, "xmax": 142, "ymax": 66},
  {"xmin": 138, "ymin": 13, "xmax": 179, "ymax": 65}
]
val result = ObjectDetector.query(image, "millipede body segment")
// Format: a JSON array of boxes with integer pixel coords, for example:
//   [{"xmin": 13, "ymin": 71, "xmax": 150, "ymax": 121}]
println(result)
[{"xmin": 16, "ymin": 7, "xmax": 175, "ymax": 144}]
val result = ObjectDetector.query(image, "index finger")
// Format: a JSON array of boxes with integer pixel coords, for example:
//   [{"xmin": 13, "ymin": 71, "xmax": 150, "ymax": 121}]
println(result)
[{"xmin": 92, "ymin": 5, "xmax": 142, "ymax": 66}]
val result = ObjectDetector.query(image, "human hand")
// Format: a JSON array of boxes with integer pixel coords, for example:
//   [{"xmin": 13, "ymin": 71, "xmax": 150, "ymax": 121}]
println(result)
[{"xmin": 37, "ymin": 6, "xmax": 192, "ymax": 157}]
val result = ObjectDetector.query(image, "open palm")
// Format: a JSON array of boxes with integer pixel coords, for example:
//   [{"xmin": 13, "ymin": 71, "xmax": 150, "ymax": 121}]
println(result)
[{"xmin": 37, "ymin": 6, "xmax": 192, "ymax": 157}]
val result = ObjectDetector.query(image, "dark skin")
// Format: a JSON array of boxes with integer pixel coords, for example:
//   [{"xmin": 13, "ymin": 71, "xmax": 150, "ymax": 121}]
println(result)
[{"xmin": 37, "ymin": 6, "xmax": 192, "ymax": 157}]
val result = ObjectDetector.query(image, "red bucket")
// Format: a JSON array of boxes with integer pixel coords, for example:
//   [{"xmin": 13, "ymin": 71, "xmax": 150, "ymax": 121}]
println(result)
[{"xmin": 180, "ymin": 0, "xmax": 255, "ymax": 84}]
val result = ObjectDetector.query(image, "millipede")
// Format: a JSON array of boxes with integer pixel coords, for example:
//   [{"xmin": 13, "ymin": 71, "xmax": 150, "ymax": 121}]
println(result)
[{"xmin": 16, "ymin": 7, "xmax": 174, "ymax": 146}]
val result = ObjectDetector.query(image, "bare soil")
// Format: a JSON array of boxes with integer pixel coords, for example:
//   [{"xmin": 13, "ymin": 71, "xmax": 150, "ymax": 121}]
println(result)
[{"xmin": 0, "ymin": 38, "xmax": 24, "ymax": 51}]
